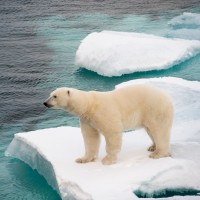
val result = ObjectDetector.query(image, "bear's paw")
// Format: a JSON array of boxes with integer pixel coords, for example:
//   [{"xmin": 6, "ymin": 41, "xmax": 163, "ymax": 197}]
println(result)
[
  {"xmin": 75, "ymin": 156, "xmax": 96, "ymax": 164},
  {"xmin": 102, "ymin": 155, "xmax": 117, "ymax": 165}
]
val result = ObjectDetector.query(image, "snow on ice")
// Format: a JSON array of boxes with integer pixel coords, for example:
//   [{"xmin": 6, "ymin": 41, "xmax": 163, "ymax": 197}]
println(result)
[
  {"xmin": 75, "ymin": 31, "xmax": 200, "ymax": 76},
  {"xmin": 5, "ymin": 77, "xmax": 200, "ymax": 200}
]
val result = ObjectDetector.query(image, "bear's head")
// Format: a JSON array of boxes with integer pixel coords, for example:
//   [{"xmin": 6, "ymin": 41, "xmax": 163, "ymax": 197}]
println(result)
[{"xmin": 44, "ymin": 87, "xmax": 70, "ymax": 110}]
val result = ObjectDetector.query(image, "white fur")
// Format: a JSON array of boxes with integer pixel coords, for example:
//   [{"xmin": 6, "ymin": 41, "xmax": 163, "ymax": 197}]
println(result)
[{"xmin": 45, "ymin": 84, "xmax": 173, "ymax": 165}]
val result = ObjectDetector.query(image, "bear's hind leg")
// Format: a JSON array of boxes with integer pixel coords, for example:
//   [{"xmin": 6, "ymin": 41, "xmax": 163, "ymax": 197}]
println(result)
[
  {"xmin": 148, "ymin": 144, "xmax": 156, "ymax": 152},
  {"xmin": 148, "ymin": 127, "xmax": 171, "ymax": 159},
  {"xmin": 76, "ymin": 120, "xmax": 100, "ymax": 164},
  {"xmin": 145, "ymin": 127, "xmax": 156, "ymax": 152}
]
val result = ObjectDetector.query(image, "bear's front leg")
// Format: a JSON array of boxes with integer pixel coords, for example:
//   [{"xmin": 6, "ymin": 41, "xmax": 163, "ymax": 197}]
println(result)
[
  {"xmin": 102, "ymin": 133, "xmax": 122, "ymax": 165},
  {"xmin": 76, "ymin": 120, "xmax": 100, "ymax": 164}
]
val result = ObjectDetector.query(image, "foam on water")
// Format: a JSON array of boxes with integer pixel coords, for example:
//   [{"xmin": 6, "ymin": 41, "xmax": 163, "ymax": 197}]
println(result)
[
  {"xmin": 76, "ymin": 31, "xmax": 200, "ymax": 76},
  {"xmin": 6, "ymin": 77, "xmax": 200, "ymax": 200}
]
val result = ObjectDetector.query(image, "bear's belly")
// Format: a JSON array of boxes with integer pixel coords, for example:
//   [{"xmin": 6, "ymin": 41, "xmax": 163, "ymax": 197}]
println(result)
[{"xmin": 122, "ymin": 112, "xmax": 142, "ymax": 131}]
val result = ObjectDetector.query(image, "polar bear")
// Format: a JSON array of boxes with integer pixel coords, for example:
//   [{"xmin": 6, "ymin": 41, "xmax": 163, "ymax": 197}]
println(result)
[{"xmin": 44, "ymin": 84, "xmax": 173, "ymax": 165}]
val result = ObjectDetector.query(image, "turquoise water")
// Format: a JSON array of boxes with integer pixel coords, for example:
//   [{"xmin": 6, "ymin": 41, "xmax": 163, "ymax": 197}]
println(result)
[{"xmin": 1, "ymin": 0, "xmax": 200, "ymax": 199}]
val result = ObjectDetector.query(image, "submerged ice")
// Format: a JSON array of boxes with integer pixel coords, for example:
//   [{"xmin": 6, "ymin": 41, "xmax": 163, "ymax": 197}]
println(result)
[
  {"xmin": 75, "ymin": 31, "xmax": 200, "ymax": 76},
  {"xmin": 168, "ymin": 12, "xmax": 200, "ymax": 29},
  {"xmin": 6, "ymin": 77, "xmax": 200, "ymax": 200},
  {"xmin": 167, "ymin": 13, "xmax": 200, "ymax": 40}
]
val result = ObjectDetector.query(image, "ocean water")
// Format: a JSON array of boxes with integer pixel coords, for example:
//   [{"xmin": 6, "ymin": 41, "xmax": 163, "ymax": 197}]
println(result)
[{"xmin": 0, "ymin": 0, "xmax": 200, "ymax": 199}]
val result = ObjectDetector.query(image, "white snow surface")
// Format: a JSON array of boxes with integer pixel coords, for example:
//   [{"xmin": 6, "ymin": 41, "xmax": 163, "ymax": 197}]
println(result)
[
  {"xmin": 75, "ymin": 31, "xmax": 200, "ymax": 76},
  {"xmin": 6, "ymin": 77, "xmax": 200, "ymax": 200}
]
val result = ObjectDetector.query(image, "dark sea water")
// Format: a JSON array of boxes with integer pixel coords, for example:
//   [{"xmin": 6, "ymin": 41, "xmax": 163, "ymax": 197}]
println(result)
[{"xmin": 1, "ymin": 0, "xmax": 200, "ymax": 199}]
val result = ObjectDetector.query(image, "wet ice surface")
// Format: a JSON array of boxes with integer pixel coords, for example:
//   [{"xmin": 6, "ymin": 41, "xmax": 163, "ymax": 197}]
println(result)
[{"xmin": 6, "ymin": 77, "xmax": 200, "ymax": 200}]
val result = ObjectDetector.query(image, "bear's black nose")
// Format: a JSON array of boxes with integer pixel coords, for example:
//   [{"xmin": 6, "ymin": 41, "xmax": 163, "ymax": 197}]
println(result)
[{"xmin": 43, "ymin": 102, "xmax": 48, "ymax": 107}]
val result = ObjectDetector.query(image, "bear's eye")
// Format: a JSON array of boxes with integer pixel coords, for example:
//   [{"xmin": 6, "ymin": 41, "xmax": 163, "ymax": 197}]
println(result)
[{"xmin": 53, "ymin": 95, "xmax": 57, "ymax": 98}]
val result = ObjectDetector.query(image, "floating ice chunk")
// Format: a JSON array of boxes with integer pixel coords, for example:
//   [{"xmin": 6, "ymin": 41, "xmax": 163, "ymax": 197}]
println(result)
[
  {"xmin": 6, "ymin": 77, "xmax": 200, "ymax": 200},
  {"xmin": 168, "ymin": 12, "xmax": 200, "ymax": 29},
  {"xmin": 75, "ymin": 31, "xmax": 200, "ymax": 76},
  {"xmin": 6, "ymin": 127, "xmax": 93, "ymax": 200},
  {"xmin": 167, "ymin": 13, "xmax": 200, "ymax": 40}
]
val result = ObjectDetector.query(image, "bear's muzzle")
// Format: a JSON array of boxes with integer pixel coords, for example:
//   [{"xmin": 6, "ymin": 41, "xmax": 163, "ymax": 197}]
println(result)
[{"xmin": 43, "ymin": 101, "xmax": 53, "ymax": 108}]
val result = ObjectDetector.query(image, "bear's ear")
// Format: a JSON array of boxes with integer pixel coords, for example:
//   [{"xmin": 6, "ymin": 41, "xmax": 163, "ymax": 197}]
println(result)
[{"xmin": 67, "ymin": 90, "xmax": 70, "ymax": 96}]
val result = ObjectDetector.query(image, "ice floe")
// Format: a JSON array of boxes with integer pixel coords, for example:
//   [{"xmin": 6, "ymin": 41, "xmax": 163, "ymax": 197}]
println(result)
[
  {"xmin": 167, "ymin": 12, "xmax": 200, "ymax": 40},
  {"xmin": 75, "ymin": 31, "xmax": 200, "ymax": 76},
  {"xmin": 6, "ymin": 77, "xmax": 200, "ymax": 200},
  {"xmin": 168, "ymin": 12, "xmax": 200, "ymax": 29}
]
